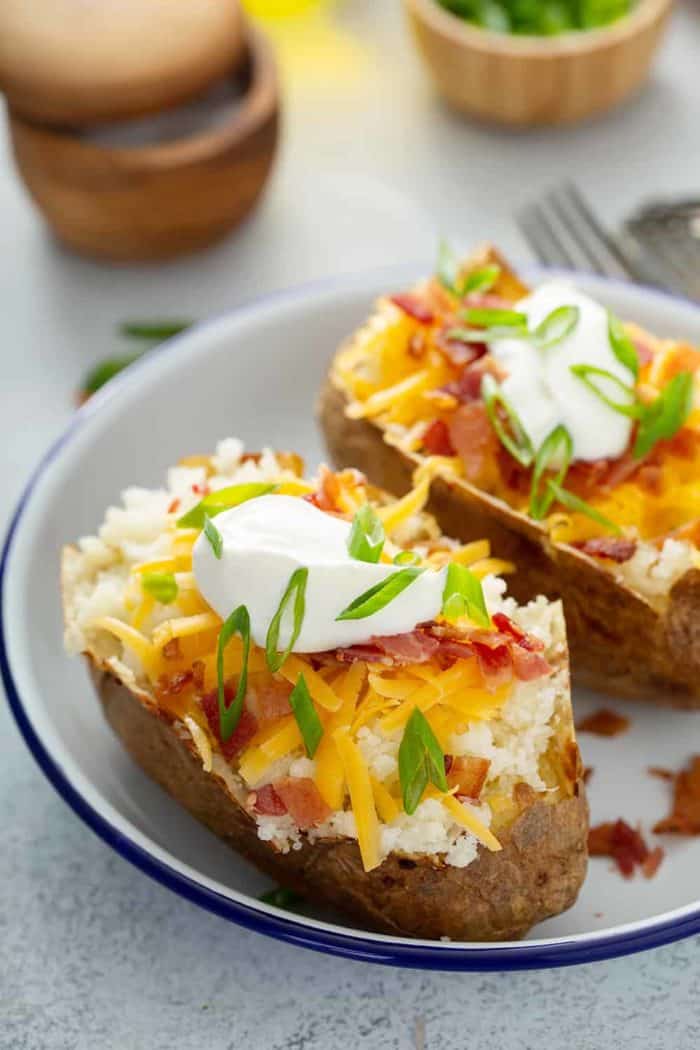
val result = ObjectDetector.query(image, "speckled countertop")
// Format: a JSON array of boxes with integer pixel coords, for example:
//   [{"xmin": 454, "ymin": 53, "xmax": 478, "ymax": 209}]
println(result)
[{"xmin": 2, "ymin": 3, "xmax": 700, "ymax": 1046}]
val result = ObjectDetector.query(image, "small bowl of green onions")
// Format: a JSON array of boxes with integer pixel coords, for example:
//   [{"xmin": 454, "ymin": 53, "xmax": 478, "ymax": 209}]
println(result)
[{"xmin": 404, "ymin": 0, "xmax": 673, "ymax": 125}]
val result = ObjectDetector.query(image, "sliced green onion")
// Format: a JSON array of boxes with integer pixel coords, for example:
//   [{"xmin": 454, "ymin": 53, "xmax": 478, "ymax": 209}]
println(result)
[
  {"xmin": 446, "ymin": 326, "xmax": 530, "ymax": 345},
  {"xmin": 336, "ymin": 567, "xmax": 424, "ymax": 622},
  {"xmin": 608, "ymin": 312, "xmax": 639, "ymax": 379},
  {"xmin": 569, "ymin": 364, "xmax": 639, "ymax": 418},
  {"xmin": 547, "ymin": 481, "xmax": 621, "ymax": 534},
  {"xmin": 441, "ymin": 563, "xmax": 491, "ymax": 628},
  {"xmin": 633, "ymin": 372, "xmax": 694, "ymax": 460},
  {"xmin": 464, "ymin": 264, "xmax": 501, "ymax": 294},
  {"xmin": 259, "ymin": 886, "xmax": 304, "ymax": 911},
  {"xmin": 79, "ymin": 352, "xmax": 142, "ymax": 398},
  {"xmin": 481, "ymin": 374, "xmax": 535, "ymax": 468},
  {"xmin": 529, "ymin": 425, "xmax": 574, "ymax": 520},
  {"xmin": 461, "ymin": 307, "xmax": 527, "ymax": 328},
  {"xmin": 177, "ymin": 483, "xmax": 276, "ymax": 528},
  {"xmin": 289, "ymin": 674, "xmax": 323, "ymax": 758},
  {"xmin": 394, "ymin": 550, "xmax": 421, "ymax": 566},
  {"xmin": 141, "ymin": 571, "xmax": 179, "ymax": 605},
  {"xmin": 437, "ymin": 239, "xmax": 460, "ymax": 296},
  {"xmin": 266, "ymin": 568, "xmax": 308, "ymax": 672},
  {"xmin": 202, "ymin": 514, "xmax": 223, "ymax": 559},
  {"xmin": 347, "ymin": 504, "xmax": 385, "ymax": 564},
  {"xmin": 119, "ymin": 320, "xmax": 191, "ymax": 341},
  {"xmin": 398, "ymin": 707, "xmax": 448, "ymax": 816},
  {"xmin": 216, "ymin": 605, "xmax": 251, "ymax": 742},
  {"xmin": 533, "ymin": 305, "xmax": 580, "ymax": 349}
]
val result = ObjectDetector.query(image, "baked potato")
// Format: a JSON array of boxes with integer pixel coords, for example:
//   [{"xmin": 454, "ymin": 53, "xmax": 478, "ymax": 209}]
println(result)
[
  {"xmin": 320, "ymin": 246, "xmax": 700, "ymax": 707},
  {"xmin": 62, "ymin": 438, "xmax": 587, "ymax": 941}
]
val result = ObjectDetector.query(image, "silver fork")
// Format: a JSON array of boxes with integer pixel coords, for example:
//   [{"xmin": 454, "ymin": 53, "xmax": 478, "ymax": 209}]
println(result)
[{"xmin": 517, "ymin": 181, "xmax": 698, "ymax": 298}]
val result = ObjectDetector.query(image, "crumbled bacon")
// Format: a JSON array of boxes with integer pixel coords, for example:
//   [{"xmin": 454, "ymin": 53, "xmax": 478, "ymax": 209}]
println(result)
[
  {"xmin": 447, "ymin": 756, "xmax": 490, "ymax": 799},
  {"xmin": 157, "ymin": 669, "xmax": 194, "ymax": 696},
  {"xmin": 191, "ymin": 482, "xmax": 210, "ymax": 496},
  {"xmin": 491, "ymin": 613, "xmax": 544, "ymax": 652},
  {"xmin": 273, "ymin": 777, "xmax": 332, "ymax": 830},
  {"xmin": 648, "ymin": 766, "xmax": 673, "ymax": 781},
  {"xmin": 642, "ymin": 847, "xmax": 665, "ymax": 879},
  {"xmin": 510, "ymin": 646, "xmax": 551, "ymax": 681},
  {"xmin": 588, "ymin": 819, "xmax": 659, "ymax": 879},
  {"xmin": 407, "ymin": 332, "xmax": 427, "ymax": 359},
  {"xmin": 442, "ymin": 356, "xmax": 503, "ymax": 404},
  {"xmin": 653, "ymin": 755, "xmax": 700, "ymax": 836},
  {"xmin": 251, "ymin": 783, "xmax": 287, "ymax": 816},
  {"xmin": 422, "ymin": 419, "xmax": 456, "ymax": 457},
  {"xmin": 192, "ymin": 660, "xmax": 205, "ymax": 690},
  {"xmin": 577, "ymin": 708, "xmax": 631, "ymax": 737},
  {"xmin": 335, "ymin": 629, "xmax": 439, "ymax": 666},
  {"xmin": 471, "ymin": 636, "xmax": 513, "ymax": 691},
  {"xmin": 162, "ymin": 638, "xmax": 182, "ymax": 661},
  {"xmin": 583, "ymin": 767, "xmax": 594, "ymax": 784},
  {"xmin": 496, "ymin": 444, "xmax": 531, "ymax": 495},
  {"xmin": 167, "ymin": 497, "xmax": 181, "ymax": 514},
  {"xmin": 632, "ymin": 333, "xmax": 655, "ymax": 366},
  {"xmin": 389, "ymin": 293, "xmax": 434, "ymax": 325},
  {"xmin": 574, "ymin": 537, "xmax": 637, "ymax": 563},
  {"xmin": 255, "ymin": 678, "xmax": 293, "ymax": 722},
  {"xmin": 463, "ymin": 292, "xmax": 515, "ymax": 311},
  {"xmin": 447, "ymin": 402, "xmax": 498, "ymax": 483},
  {"xmin": 434, "ymin": 328, "xmax": 485, "ymax": 368},
  {"xmin": 200, "ymin": 691, "xmax": 258, "ymax": 760}
]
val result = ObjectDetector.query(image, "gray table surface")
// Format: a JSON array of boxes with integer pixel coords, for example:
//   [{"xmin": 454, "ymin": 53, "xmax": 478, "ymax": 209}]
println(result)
[{"xmin": 2, "ymin": 3, "xmax": 700, "ymax": 1047}]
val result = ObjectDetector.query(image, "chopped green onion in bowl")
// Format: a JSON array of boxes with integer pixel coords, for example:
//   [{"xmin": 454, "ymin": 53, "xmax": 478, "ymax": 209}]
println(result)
[{"xmin": 436, "ymin": 0, "xmax": 634, "ymax": 35}]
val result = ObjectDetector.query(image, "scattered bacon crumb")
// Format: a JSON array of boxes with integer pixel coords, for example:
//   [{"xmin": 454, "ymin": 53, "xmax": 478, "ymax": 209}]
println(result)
[
  {"xmin": 273, "ymin": 777, "xmax": 332, "ymax": 830},
  {"xmin": 167, "ymin": 497, "xmax": 181, "ymax": 515},
  {"xmin": 576, "ymin": 708, "xmax": 630, "ymax": 738},
  {"xmin": 574, "ymin": 537, "xmax": 637, "ymax": 563},
  {"xmin": 583, "ymin": 767, "xmax": 594, "ymax": 784},
  {"xmin": 407, "ymin": 332, "xmax": 427, "ymax": 359},
  {"xmin": 448, "ymin": 756, "xmax": 490, "ymax": 799},
  {"xmin": 192, "ymin": 660, "xmax": 205, "ymax": 690},
  {"xmin": 447, "ymin": 402, "xmax": 499, "ymax": 483},
  {"xmin": 255, "ymin": 678, "xmax": 293, "ymax": 722},
  {"xmin": 157, "ymin": 669, "xmax": 193, "ymax": 696},
  {"xmin": 434, "ymin": 328, "xmax": 485, "ymax": 368},
  {"xmin": 162, "ymin": 638, "xmax": 182, "ymax": 661},
  {"xmin": 648, "ymin": 766, "xmax": 674, "ymax": 781},
  {"xmin": 422, "ymin": 419, "xmax": 456, "ymax": 457},
  {"xmin": 250, "ymin": 783, "xmax": 287, "ymax": 817},
  {"xmin": 588, "ymin": 819, "xmax": 661, "ymax": 879},
  {"xmin": 642, "ymin": 847, "xmax": 665, "ymax": 879},
  {"xmin": 191, "ymin": 482, "xmax": 210, "ymax": 496},
  {"xmin": 200, "ymin": 691, "xmax": 258, "ymax": 761},
  {"xmin": 389, "ymin": 293, "xmax": 434, "ymax": 325},
  {"xmin": 653, "ymin": 756, "xmax": 700, "ymax": 836}
]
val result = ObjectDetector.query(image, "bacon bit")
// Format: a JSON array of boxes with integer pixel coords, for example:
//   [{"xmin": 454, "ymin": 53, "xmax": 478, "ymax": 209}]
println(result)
[
  {"xmin": 588, "ymin": 820, "xmax": 655, "ymax": 879},
  {"xmin": 434, "ymin": 327, "xmax": 485, "ymax": 368},
  {"xmin": 167, "ymin": 497, "xmax": 181, "ymax": 515},
  {"xmin": 307, "ymin": 465, "xmax": 342, "ymax": 513},
  {"xmin": 497, "ymin": 444, "xmax": 531, "ymax": 495},
  {"xmin": 583, "ymin": 767, "xmax": 594, "ymax": 784},
  {"xmin": 642, "ymin": 846, "xmax": 665, "ymax": 879},
  {"xmin": 407, "ymin": 332, "xmax": 427, "ymax": 359},
  {"xmin": 200, "ymin": 691, "xmax": 258, "ymax": 761},
  {"xmin": 333, "ymin": 643, "xmax": 387, "ymax": 665},
  {"xmin": 632, "ymin": 333, "xmax": 655, "ymax": 366},
  {"xmin": 256, "ymin": 678, "xmax": 293, "ymax": 722},
  {"xmin": 162, "ymin": 637, "xmax": 182, "ymax": 661},
  {"xmin": 636, "ymin": 463, "xmax": 663, "ymax": 496},
  {"xmin": 191, "ymin": 482, "xmax": 210, "ymax": 496},
  {"xmin": 576, "ymin": 708, "xmax": 631, "ymax": 737},
  {"xmin": 192, "ymin": 660, "xmax": 205, "ymax": 690},
  {"xmin": 471, "ymin": 637, "xmax": 512, "ymax": 691},
  {"xmin": 273, "ymin": 777, "xmax": 332, "ymax": 830},
  {"xmin": 510, "ymin": 646, "xmax": 551, "ymax": 681},
  {"xmin": 389, "ymin": 293, "xmax": 434, "ymax": 325},
  {"xmin": 447, "ymin": 402, "xmax": 499, "ymax": 483},
  {"xmin": 422, "ymin": 419, "xmax": 456, "ymax": 457},
  {"xmin": 157, "ymin": 669, "xmax": 194, "ymax": 697},
  {"xmin": 653, "ymin": 755, "xmax": 700, "ymax": 836},
  {"xmin": 574, "ymin": 537, "xmax": 637, "ymax": 563},
  {"xmin": 648, "ymin": 766, "xmax": 674, "ymax": 781},
  {"xmin": 448, "ymin": 756, "xmax": 490, "ymax": 799},
  {"xmin": 492, "ymin": 613, "xmax": 545, "ymax": 652},
  {"xmin": 443, "ymin": 754, "xmax": 454, "ymax": 775},
  {"xmin": 251, "ymin": 783, "xmax": 287, "ymax": 816},
  {"xmin": 463, "ymin": 292, "xmax": 515, "ymax": 311},
  {"xmin": 442, "ymin": 356, "xmax": 503, "ymax": 404},
  {"xmin": 371, "ymin": 631, "xmax": 441, "ymax": 664}
]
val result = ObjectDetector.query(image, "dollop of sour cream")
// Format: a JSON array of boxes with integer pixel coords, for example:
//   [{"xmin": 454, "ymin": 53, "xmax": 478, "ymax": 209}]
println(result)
[
  {"xmin": 193, "ymin": 495, "xmax": 446, "ymax": 653},
  {"xmin": 490, "ymin": 281, "xmax": 635, "ymax": 462}
]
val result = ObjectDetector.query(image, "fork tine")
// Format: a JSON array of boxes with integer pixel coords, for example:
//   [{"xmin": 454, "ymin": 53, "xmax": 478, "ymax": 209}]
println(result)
[
  {"xmin": 517, "ymin": 202, "xmax": 576, "ymax": 270},
  {"xmin": 550, "ymin": 183, "xmax": 634, "ymax": 280}
]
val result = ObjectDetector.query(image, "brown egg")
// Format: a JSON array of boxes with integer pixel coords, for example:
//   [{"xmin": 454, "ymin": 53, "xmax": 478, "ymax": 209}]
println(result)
[{"xmin": 0, "ymin": 0, "xmax": 246, "ymax": 126}]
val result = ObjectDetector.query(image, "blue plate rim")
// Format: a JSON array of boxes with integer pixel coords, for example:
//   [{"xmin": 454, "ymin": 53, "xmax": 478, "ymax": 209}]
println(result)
[{"xmin": 3, "ymin": 264, "xmax": 700, "ymax": 971}]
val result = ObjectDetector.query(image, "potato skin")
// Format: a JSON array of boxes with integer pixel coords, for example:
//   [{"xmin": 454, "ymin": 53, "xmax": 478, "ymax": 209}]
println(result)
[
  {"xmin": 319, "ymin": 376, "xmax": 700, "ymax": 709},
  {"xmin": 94, "ymin": 664, "xmax": 587, "ymax": 942}
]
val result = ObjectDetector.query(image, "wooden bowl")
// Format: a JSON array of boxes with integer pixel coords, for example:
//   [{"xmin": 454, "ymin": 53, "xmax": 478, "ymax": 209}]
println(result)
[
  {"xmin": 404, "ymin": 0, "xmax": 674, "ymax": 127},
  {"xmin": 7, "ymin": 25, "xmax": 279, "ymax": 262}
]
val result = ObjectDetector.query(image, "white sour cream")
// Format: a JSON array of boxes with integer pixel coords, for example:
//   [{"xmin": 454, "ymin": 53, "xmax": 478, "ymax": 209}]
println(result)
[
  {"xmin": 490, "ymin": 281, "xmax": 635, "ymax": 462},
  {"xmin": 193, "ymin": 495, "xmax": 446, "ymax": 652}
]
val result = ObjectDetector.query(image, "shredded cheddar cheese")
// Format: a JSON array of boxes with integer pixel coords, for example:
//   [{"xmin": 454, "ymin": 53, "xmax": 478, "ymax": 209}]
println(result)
[{"xmin": 333, "ymin": 728, "xmax": 381, "ymax": 872}]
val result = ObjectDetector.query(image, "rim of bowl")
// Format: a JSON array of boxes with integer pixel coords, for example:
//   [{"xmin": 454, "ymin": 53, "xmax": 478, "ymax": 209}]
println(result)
[
  {"xmin": 2, "ymin": 264, "xmax": 700, "ymax": 970},
  {"xmin": 405, "ymin": 0, "xmax": 673, "ymax": 57}
]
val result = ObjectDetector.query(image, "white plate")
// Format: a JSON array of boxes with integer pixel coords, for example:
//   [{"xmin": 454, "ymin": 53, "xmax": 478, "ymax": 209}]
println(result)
[{"xmin": 2, "ymin": 266, "xmax": 699, "ymax": 970}]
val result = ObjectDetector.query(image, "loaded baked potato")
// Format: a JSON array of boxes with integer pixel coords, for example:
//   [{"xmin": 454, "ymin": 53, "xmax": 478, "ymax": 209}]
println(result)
[
  {"xmin": 320, "ymin": 246, "xmax": 700, "ymax": 707},
  {"xmin": 62, "ymin": 438, "xmax": 587, "ymax": 941}
]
